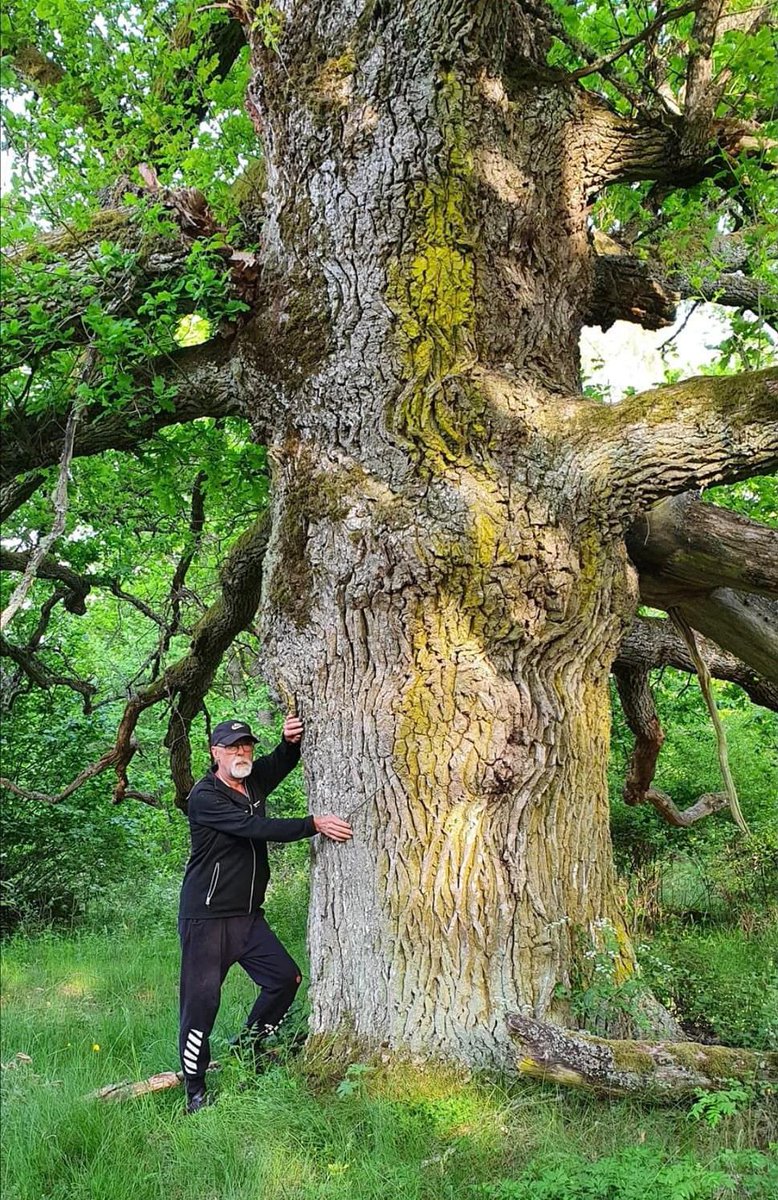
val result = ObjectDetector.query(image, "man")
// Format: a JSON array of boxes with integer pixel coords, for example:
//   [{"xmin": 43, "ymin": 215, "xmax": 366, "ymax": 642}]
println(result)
[{"xmin": 178, "ymin": 714, "xmax": 352, "ymax": 1113}]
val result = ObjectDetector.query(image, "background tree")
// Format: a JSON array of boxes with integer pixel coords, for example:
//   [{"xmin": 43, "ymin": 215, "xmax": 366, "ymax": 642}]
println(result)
[{"xmin": 1, "ymin": 0, "xmax": 776, "ymax": 1069}]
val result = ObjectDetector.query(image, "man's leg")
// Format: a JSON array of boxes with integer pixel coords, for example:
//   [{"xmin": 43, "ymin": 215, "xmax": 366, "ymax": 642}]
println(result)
[
  {"xmin": 236, "ymin": 914, "xmax": 302, "ymax": 1051},
  {"xmin": 178, "ymin": 918, "xmax": 234, "ymax": 1103}
]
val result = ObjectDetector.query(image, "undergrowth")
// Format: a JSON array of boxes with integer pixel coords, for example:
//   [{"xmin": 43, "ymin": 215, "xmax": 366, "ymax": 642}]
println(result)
[{"xmin": 2, "ymin": 864, "xmax": 776, "ymax": 1200}]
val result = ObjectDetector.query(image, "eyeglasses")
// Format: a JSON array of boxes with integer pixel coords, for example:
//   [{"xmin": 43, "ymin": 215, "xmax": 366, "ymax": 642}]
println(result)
[{"xmin": 218, "ymin": 743, "xmax": 255, "ymax": 755}]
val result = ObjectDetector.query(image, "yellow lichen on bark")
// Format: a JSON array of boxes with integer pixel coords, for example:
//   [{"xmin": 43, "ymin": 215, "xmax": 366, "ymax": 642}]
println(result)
[{"xmin": 386, "ymin": 71, "xmax": 488, "ymax": 469}]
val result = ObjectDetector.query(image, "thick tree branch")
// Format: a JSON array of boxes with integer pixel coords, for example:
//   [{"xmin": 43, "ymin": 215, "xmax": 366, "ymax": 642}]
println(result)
[
  {"xmin": 587, "ymin": 253, "xmax": 778, "ymax": 331},
  {"xmin": 0, "ymin": 335, "xmax": 249, "ymax": 483},
  {"xmin": 582, "ymin": 97, "xmax": 772, "ymax": 194},
  {"xmin": 682, "ymin": 0, "xmax": 726, "ymax": 160},
  {"xmin": 627, "ymin": 492, "xmax": 778, "ymax": 598},
  {"xmin": 667, "ymin": 590, "xmax": 778, "ymax": 684},
  {"xmin": 574, "ymin": 367, "xmax": 778, "ymax": 507},
  {"xmin": 616, "ymin": 615, "xmax": 778, "ymax": 710},
  {"xmin": 0, "ymin": 473, "xmax": 47, "ymax": 524},
  {"xmin": 625, "ymin": 493, "xmax": 778, "ymax": 682}
]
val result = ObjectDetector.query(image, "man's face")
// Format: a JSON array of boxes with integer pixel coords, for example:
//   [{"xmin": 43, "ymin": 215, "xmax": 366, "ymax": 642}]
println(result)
[{"xmin": 211, "ymin": 739, "xmax": 255, "ymax": 782}]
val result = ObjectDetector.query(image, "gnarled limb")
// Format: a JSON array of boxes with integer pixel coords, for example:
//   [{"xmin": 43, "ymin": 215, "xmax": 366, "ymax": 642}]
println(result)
[
  {"xmin": 616, "ymin": 616, "xmax": 778, "ymax": 711},
  {"xmin": 0, "ymin": 633, "xmax": 96, "ymax": 713},
  {"xmin": 613, "ymin": 662, "xmax": 731, "ymax": 827},
  {"xmin": 111, "ymin": 511, "xmax": 270, "ymax": 807},
  {"xmin": 507, "ymin": 1014, "xmax": 778, "ymax": 1099},
  {"xmin": 575, "ymin": 368, "xmax": 778, "ymax": 508},
  {"xmin": 588, "ymin": 253, "xmax": 778, "ymax": 332},
  {"xmin": 0, "ymin": 512, "xmax": 269, "ymax": 809}
]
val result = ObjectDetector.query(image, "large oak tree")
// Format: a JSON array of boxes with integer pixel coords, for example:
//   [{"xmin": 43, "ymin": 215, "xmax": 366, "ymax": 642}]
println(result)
[{"xmin": 1, "ymin": 0, "xmax": 776, "ymax": 1071}]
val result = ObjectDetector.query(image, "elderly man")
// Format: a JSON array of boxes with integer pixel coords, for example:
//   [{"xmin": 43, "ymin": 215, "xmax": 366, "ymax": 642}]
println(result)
[{"xmin": 178, "ymin": 714, "xmax": 351, "ymax": 1113}]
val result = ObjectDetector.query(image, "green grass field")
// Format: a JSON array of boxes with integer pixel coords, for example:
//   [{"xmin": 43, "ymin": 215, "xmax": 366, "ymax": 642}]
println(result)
[{"xmin": 2, "ymin": 872, "xmax": 776, "ymax": 1200}]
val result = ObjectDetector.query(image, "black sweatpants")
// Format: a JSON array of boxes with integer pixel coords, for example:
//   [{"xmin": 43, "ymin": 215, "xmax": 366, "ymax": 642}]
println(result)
[{"xmin": 178, "ymin": 912, "xmax": 301, "ymax": 1093}]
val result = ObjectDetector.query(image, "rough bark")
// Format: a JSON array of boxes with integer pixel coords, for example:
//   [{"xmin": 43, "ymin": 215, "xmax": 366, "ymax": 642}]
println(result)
[
  {"xmin": 571, "ymin": 369, "xmax": 778, "ymax": 511},
  {"xmin": 507, "ymin": 1014, "xmax": 778, "ymax": 1099}
]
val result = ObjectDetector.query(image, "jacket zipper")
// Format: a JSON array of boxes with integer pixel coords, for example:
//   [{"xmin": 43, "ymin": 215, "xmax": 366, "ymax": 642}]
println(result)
[
  {"xmin": 248, "ymin": 799, "xmax": 257, "ymax": 912},
  {"xmin": 205, "ymin": 861, "xmax": 220, "ymax": 907}
]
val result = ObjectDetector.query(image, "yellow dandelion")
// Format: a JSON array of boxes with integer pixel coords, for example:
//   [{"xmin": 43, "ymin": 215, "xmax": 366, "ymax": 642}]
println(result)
[{"xmin": 92, "ymin": 1044, "xmax": 100, "ymax": 1052}]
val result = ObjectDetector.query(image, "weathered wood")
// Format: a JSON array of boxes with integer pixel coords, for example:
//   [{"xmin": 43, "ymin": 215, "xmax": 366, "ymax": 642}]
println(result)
[
  {"xmin": 507, "ymin": 1015, "xmax": 778, "ymax": 1099},
  {"xmin": 87, "ymin": 1061, "xmax": 219, "ymax": 1102}
]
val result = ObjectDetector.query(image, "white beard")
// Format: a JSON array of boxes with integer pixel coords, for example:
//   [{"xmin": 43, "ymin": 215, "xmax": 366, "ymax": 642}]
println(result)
[{"xmin": 229, "ymin": 760, "xmax": 252, "ymax": 780}]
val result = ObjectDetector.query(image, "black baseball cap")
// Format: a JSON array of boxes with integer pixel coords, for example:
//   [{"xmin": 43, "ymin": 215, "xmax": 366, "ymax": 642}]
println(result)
[{"xmin": 210, "ymin": 721, "xmax": 259, "ymax": 747}]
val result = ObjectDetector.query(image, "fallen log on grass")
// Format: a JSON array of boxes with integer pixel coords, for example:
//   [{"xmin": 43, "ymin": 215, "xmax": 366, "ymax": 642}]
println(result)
[
  {"xmin": 87, "ymin": 1061, "xmax": 219, "ymax": 1102},
  {"xmin": 507, "ymin": 1015, "xmax": 778, "ymax": 1100}
]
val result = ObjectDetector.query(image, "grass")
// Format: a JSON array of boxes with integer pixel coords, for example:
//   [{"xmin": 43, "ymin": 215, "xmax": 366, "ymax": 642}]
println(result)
[{"xmin": 2, "ymin": 873, "xmax": 777, "ymax": 1200}]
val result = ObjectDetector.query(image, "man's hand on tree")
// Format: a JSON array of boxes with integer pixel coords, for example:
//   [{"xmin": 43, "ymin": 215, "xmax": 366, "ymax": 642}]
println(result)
[
  {"xmin": 313, "ymin": 815, "xmax": 353, "ymax": 842},
  {"xmin": 283, "ymin": 715, "xmax": 303, "ymax": 744}
]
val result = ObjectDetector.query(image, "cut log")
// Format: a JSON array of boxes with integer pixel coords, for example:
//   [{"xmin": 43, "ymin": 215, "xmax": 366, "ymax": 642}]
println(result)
[
  {"xmin": 87, "ymin": 1061, "xmax": 219, "ymax": 1102},
  {"xmin": 507, "ymin": 1015, "xmax": 777, "ymax": 1099}
]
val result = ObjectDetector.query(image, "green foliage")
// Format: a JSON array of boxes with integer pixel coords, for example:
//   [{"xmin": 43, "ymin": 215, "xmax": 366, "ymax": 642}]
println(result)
[
  {"xmin": 558, "ymin": 920, "xmax": 651, "ymax": 1036},
  {"xmin": 639, "ymin": 924, "xmax": 778, "ymax": 1049},
  {"xmin": 687, "ymin": 1084, "xmax": 753, "ymax": 1129},
  {"xmin": 479, "ymin": 1144, "xmax": 778, "ymax": 1200}
]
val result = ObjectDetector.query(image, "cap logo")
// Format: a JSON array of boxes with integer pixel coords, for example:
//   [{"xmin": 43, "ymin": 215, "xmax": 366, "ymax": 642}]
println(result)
[{"xmin": 231, "ymin": 723, "xmax": 242, "ymax": 730}]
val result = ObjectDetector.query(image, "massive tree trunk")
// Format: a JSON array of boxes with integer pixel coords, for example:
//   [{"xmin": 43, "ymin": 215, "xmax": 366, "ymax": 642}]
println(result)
[
  {"xmin": 224, "ymin": 4, "xmax": 777, "ymax": 1066},
  {"xmin": 5, "ymin": 2, "xmax": 775, "ymax": 1072}
]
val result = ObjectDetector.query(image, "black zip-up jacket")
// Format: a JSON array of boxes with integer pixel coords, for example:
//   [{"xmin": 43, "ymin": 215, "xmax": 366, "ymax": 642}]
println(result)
[{"xmin": 178, "ymin": 738, "xmax": 315, "ymax": 919}]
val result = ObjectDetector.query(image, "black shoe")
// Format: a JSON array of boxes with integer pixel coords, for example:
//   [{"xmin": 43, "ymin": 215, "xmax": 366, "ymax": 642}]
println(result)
[{"xmin": 184, "ymin": 1088, "xmax": 214, "ymax": 1114}]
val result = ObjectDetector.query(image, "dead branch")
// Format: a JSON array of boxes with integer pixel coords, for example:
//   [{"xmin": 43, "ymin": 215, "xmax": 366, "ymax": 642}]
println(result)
[
  {"xmin": 0, "ymin": 745, "xmax": 132, "ymax": 805},
  {"xmin": 87, "ymin": 1061, "xmax": 219, "ymax": 1102},
  {"xmin": 507, "ymin": 1014, "xmax": 778, "ymax": 1099},
  {"xmin": 1, "ymin": 403, "xmax": 80, "ymax": 633}
]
